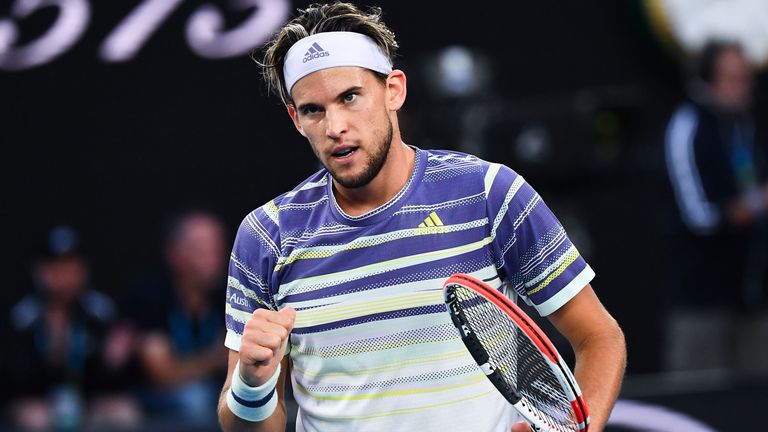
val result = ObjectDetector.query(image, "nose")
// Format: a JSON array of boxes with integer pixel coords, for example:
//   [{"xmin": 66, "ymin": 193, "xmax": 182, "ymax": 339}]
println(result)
[{"xmin": 324, "ymin": 106, "xmax": 348, "ymax": 139}]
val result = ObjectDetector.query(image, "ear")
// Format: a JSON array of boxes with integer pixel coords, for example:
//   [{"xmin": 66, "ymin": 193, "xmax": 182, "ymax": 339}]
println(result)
[
  {"xmin": 287, "ymin": 105, "xmax": 307, "ymax": 137},
  {"xmin": 385, "ymin": 69, "xmax": 407, "ymax": 111}
]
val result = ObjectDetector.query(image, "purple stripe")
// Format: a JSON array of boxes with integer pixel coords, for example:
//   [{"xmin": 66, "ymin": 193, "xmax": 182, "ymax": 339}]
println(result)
[
  {"xmin": 281, "ymin": 252, "xmax": 493, "ymax": 304},
  {"xmin": 292, "ymin": 304, "xmax": 446, "ymax": 335},
  {"xmin": 278, "ymin": 228, "xmax": 488, "ymax": 288},
  {"xmin": 226, "ymin": 315, "xmax": 245, "ymax": 335},
  {"xmin": 231, "ymin": 387, "xmax": 275, "ymax": 408},
  {"xmin": 527, "ymin": 257, "xmax": 587, "ymax": 304}
]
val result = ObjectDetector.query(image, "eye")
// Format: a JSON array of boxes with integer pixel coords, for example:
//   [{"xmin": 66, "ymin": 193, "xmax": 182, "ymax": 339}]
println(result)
[
  {"xmin": 300, "ymin": 104, "xmax": 322, "ymax": 116},
  {"xmin": 343, "ymin": 92, "xmax": 357, "ymax": 103}
]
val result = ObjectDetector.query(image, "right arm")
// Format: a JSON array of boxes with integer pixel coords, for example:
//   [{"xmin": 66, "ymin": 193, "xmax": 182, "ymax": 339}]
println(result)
[
  {"xmin": 218, "ymin": 308, "xmax": 295, "ymax": 432},
  {"xmin": 218, "ymin": 352, "xmax": 291, "ymax": 432}
]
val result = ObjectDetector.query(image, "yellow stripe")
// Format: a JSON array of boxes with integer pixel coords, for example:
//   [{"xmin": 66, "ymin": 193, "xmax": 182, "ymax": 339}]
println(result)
[
  {"xmin": 278, "ymin": 237, "xmax": 493, "ymax": 296},
  {"xmin": 293, "ymin": 374, "xmax": 486, "ymax": 401},
  {"xmin": 306, "ymin": 389, "xmax": 495, "ymax": 421},
  {"xmin": 292, "ymin": 349, "xmax": 468, "ymax": 377},
  {"xmin": 294, "ymin": 291, "xmax": 441, "ymax": 328},
  {"xmin": 527, "ymin": 250, "xmax": 579, "ymax": 295},
  {"xmin": 277, "ymin": 219, "xmax": 488, "ymax": 270},
  {"xmin": 227, "ymin": 277, "xmax": 268, "ymax": 302},
  {"xmin": 429, "ymin": 212, "xmax": 444, "ymax": 226},
  {"xmin": 264, "ymin": 200, "xmax": 280, "ymax": 223},
  {"xmin": 225, "ymin": 304, "xmax": 254, "ymax": 323}
]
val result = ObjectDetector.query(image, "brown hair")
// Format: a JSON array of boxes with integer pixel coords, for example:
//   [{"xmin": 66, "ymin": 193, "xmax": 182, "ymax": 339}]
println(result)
[{"xmin": 256, "ymin": 2, "xmax": 398, "ymax": 106}]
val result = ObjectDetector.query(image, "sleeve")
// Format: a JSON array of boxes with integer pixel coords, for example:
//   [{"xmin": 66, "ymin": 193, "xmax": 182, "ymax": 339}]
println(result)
[
  {"xmin": 224, "ymin": 205, "xmax": 281, "ymax": 352},
  {"xmin": 664, "ymin": 103, "xmax": 728, "ymax": 234},
  {"xmin": 485, "ymin": 163, "xmax": 595, "ymax": 316}
]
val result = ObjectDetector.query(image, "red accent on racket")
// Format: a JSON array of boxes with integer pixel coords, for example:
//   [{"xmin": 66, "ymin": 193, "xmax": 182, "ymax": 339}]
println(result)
[{"xmin": 443, "ymin": 273, "xmax": 589, "ymax": 432}]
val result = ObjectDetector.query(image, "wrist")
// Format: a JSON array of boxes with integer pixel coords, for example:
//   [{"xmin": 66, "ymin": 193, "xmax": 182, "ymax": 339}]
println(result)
[{"xmin": 226, "ymin": 361, "xmax": 281, "ymax": 422}]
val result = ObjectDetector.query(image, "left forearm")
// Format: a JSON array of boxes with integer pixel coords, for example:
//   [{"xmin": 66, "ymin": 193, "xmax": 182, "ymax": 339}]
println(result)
[{"xmin": 572, "ymin": 322, "xmax": 626, "ymax": 432}]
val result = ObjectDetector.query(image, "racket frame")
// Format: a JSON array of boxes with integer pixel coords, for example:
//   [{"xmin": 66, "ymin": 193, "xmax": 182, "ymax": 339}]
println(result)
[{"xmin": 443, "ymin": 273, "xmax": 589, "ymax": 432}]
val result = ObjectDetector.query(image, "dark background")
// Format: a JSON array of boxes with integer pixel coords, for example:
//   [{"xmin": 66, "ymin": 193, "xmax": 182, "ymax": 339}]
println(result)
[{"xmin": 2, "ymin": 0, "xmax": 767, "ymax": 429}]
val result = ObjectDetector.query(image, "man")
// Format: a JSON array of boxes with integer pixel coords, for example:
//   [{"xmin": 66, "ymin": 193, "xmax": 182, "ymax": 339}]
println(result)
[
  {"xmin": 130, "ymin": 210, "xmax": 230, "ymax": 426},
  {"xmin": 218, "ymin": 3, "xmax": 626, "ymax": 431},
  {"xmin": 7, "ymin": 225, "xmax": 140, "ymax": 431},
  {"xmin": 663, "ymin": 40, "xmax": 768, "ymax": 371}
]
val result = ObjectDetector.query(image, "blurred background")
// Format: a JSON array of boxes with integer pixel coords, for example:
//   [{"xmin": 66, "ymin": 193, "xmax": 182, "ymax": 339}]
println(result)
[{"xmin": 1, "ymin": 0, "xmax": 767, "ymax": 430}]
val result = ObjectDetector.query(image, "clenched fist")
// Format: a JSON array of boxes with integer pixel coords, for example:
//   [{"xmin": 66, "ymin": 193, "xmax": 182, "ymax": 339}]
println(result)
[{"xmin": 238, "ymin": 307, "xmax": 296, "ymax": 387}]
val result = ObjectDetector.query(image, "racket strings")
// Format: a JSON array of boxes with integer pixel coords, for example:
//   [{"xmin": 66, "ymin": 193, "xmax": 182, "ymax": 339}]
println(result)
[{"xmin": 453, "ymin": 286, "xmax": 576, "ymax": 431}]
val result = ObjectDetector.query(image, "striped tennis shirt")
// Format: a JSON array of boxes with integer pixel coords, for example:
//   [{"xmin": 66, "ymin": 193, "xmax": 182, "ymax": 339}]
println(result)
[{"xmin": 225, "ymin": 147, "xmax": 594, "ymax": 431}]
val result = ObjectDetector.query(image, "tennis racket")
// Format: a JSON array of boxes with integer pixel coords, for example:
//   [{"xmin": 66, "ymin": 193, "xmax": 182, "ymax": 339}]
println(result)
[{"xmin": 442, "ymin": 273, "xmax": 589, "ymax": 432}]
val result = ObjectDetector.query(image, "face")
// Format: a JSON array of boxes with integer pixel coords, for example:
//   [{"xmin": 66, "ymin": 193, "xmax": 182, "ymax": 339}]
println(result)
[
  {"xmin": 168, "ymin": 215, "xmax": 227, "ymax": 286},
  {"xmin": 288, "ymin": 67, "xmax": 397, "ymax": 189},
  {"xmin": 711, "ymin": 47, "xmax": 753, "ymax": 110},
  {"xmin": 38, "ymin": 256, "xmax": 88, "ymax": 302}
]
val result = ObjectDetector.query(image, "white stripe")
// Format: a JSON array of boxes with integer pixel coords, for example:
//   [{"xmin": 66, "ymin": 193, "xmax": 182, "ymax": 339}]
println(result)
[
  {"xmin": 429, "ymin": 153, "xmax": 475, "ymax": 162},
  {"xmin": 246, "ymin": 213, "xmax": 279, "ymax": 257},
  {"xmin": 280, "ymin": 195, "xmax": 329, "ymax": 211},
  {"xmin": 520, "ymin": 228, "xmax": 567, "ymax": 276},
  {"xmin": 285, "ymin": 266, "xmax": 499, "ymax": 311},
  {"xmin": 226, "ymin": 304, "xmax": 253, "ymax": 322},
  {"xmin": 483, "ymin": 163, "xmax": 501, "ymax": 197},
  {"xmin": 285, "ymin": 177, "xmax": 328, "ymax": 198},
  {"xmin": 283, "ymin": 224, "xmax": 358, "ymax": 248},
  {"xmin": 276, "ymin": 237, "xmax": 493, "ymax": 299},
  {"xmin": 278, "ymin": 219, "xmax": 488, "ymax": 268},
  {"xmin": 423, "ymin": 163, "xmax": 479, "ymax": 176},
  {"xmin": 533, "ymin": 265, "xmax": 594, "ymax": 316},
  {"xmin": 395, "ymin": 192, "xmax": 485, "ymax": 215},
  {"xmin": 665, "ymin": 105, "xmax": 720, "ymax": 233},
  {"xmin": 231, "ymin": 255, "xmax": 270, "ymax": 293},
  {"xmin": 225, "ymin": 331, "xmax": 242, "ymax": 351},
  {"xmin": 525, "ymin": 244, "xmax": 578, "ymax": 287},
  {"xmin": 490, "ymin": 175, "xmax": 526, "ymax": 240}
]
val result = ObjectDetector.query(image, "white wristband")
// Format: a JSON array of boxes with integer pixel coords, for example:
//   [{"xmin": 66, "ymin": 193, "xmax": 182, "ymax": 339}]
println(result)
[{"xmin": 226, "ymin": 361, "xmax": 281, "ymax": 422}]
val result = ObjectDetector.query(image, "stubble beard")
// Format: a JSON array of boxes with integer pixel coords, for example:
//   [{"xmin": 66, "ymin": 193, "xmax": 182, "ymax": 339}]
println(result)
[{"xmin": 327, "ymin": 119, "xmax": 394, "ymax": 189}]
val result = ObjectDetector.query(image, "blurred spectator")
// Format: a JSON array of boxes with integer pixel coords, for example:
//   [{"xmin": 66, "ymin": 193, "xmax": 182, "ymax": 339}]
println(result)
[
  {"xmin": 4, "ymin": 225, "xmax": 141, "ymax": 431},
  {"xmin": 128, "ymin": 210, "xmax": 229, "ymax": 428},
  {"xmin": 662, "ymin": 39, "xmax": 768, "ymax": 372}
]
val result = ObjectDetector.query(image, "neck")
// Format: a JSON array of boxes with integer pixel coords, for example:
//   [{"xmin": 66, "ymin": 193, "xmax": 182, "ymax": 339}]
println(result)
[{"xmin": 333, "ymin": 140, "xmax": 415, "ymax": 216}]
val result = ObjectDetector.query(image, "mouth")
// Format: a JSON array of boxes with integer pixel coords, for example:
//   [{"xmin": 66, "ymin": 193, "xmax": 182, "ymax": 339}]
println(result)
[{"xmin": 331, "ymin": 146, "xmax": 357, "ymax": 159}]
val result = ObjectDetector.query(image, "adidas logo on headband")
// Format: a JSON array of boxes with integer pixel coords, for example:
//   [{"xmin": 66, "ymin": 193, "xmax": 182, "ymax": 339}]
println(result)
[
  {"xmin": 284, "ymin": 32, "xmax": 393, "ymax": 94},
  {"xmin": 303, "ymin": 42, "xmax": 330, "ymax": 63}
]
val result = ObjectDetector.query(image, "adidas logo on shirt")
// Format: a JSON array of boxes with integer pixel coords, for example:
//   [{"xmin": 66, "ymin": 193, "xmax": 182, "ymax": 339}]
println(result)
[
  {"xmin": 418, "ymin": 211, "xmax": 444, "ymax": 228},
  {"xmin": 417, "ymin": 212, "xmax": 448, "ymax": 234},
  {"xmin": 303, "ymin": 42, "xmax": 330, "ymax": 63}
]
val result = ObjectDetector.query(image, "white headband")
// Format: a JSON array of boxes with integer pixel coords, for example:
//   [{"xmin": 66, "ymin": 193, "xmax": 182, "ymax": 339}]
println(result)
[{"xmin": 283, "ymin": 31, "xmax": 393, "ymax": 95}]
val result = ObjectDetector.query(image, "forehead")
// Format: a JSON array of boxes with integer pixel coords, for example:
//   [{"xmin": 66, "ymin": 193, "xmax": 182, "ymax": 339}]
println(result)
[{"xmin": 291, "ymin": 67, "xmax": 381, "ymax": 103}]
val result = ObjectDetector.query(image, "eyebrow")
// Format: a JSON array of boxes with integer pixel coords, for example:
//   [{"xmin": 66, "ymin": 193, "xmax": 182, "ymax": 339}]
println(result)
[{"xmin": 295, "ymin": 85, "xmax": 363, "ymax": 113}]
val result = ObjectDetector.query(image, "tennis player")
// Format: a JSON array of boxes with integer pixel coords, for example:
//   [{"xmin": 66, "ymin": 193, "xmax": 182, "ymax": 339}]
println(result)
[{"xmin": 218, "ymin": 3, "xmax": 626, "ymax": 431}]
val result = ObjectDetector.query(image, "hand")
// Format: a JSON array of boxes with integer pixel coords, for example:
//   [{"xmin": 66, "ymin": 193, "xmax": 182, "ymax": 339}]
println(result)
[
  {"xmin": 511, "ymin": 422, "xmax": 532, "ymax": 432},
  {"xmin": 238, "ymin": 307, "xmax": 296, "ymax": 387}
]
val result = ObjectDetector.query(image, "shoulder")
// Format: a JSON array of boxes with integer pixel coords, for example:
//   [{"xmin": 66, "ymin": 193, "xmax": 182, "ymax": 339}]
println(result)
[
  {"xmin": 9, "ymin": 294, "xmax": 41, "ymax": 332},
  {"xmin": 422, "ymin": 148, "xmax": 516, "ymax": 185},
  {"xmin": 424, "ymin": 148, "xmax": 493, "ymax": 171},
  {"xmin": 234, "ymin": 169, "xmax": 330, "ymax": 251},
  {"xmin": 421, "ymin": 148, "xmax": 526, "ymax": 200}
]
